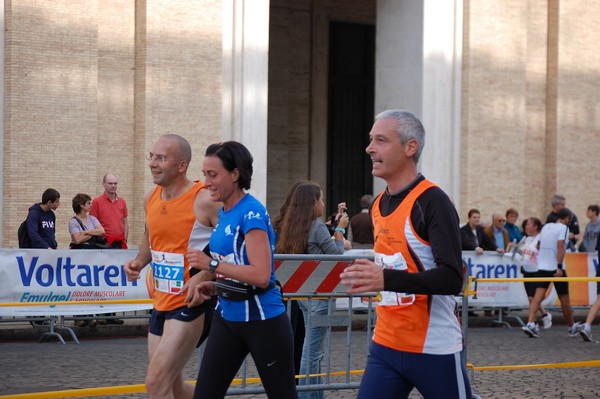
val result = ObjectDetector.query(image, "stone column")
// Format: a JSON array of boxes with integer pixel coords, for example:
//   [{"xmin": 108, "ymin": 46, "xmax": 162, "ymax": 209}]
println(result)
[
  {"xmin": 374, "ymin": 0, "xmax": 463, "ymax": 206},
  {"xmin": 222, "ymin": 0, "xmax": 270, "ymax": 203},
  {"xmin": 0, "ymin": 0, "xmax": 5, "ymax": 244}
]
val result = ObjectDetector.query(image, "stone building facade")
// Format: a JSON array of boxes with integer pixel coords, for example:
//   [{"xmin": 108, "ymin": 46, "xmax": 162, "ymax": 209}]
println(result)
[{"xmin": 3, "ymin": 0, "xmax": 599, "ymax": 247}]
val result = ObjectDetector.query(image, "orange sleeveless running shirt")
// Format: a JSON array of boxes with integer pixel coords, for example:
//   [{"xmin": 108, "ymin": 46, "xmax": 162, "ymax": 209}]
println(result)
[
  {"xmin": 371, "ymin": 179, "xmax": 463, "ymax": 355},
  {"xmin": 146, "ymin": 182, "xmax": 206, "ymax": 312}
]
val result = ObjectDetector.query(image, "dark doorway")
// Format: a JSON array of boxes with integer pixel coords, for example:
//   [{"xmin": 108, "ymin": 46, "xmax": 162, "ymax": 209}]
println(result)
[{"xmin": 327, "ymin": 21, "xmax": 375, "ymax": 220}]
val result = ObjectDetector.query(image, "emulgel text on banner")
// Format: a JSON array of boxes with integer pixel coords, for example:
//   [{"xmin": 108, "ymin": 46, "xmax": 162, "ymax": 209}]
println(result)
[{"xmin": 0, "ymin": 249, "xmax": 151, "ymax": 316}]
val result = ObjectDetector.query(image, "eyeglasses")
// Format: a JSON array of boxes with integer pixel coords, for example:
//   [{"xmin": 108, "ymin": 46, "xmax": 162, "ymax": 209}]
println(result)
[
  {"xmin": 146, "ymin": 153, "xmax": 167, "ymax": 163},
  {"xmin": 497, "ymin": 219, "xmax": 507, "ymax": 223}
]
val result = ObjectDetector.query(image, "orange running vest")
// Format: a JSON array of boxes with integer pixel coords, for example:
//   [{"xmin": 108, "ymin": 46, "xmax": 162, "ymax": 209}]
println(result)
[
  {"xmin": 146, "ymin": 182, "xmax": 205, "ymax": 312},
  {"xmin": 371, "ymin": 179, "xmax": 463, "ymax": 355}
]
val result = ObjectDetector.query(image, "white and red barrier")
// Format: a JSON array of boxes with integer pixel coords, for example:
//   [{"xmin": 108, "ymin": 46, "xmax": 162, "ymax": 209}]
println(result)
[{"xmin": 275, "ymin": 258, "xmax": 353, "ymax": 294}]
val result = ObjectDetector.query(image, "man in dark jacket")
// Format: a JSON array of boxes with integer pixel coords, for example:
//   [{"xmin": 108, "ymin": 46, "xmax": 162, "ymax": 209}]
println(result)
[
  {"xmin": 26, "ymin": 188, "xmax": 60, "ymax": 249},
  {"xmin": 349, "ymin": 194, "xmax": 374, "ymax": 248},
  {"xmin": 460, "ymin": 208, "xmax": 500, "ymax": 254}
]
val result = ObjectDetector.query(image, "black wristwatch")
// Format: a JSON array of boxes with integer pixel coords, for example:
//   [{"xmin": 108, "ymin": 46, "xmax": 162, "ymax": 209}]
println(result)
[{"xmin": 209, "ymin": 259, "xmax": 220, "ymax": 274}]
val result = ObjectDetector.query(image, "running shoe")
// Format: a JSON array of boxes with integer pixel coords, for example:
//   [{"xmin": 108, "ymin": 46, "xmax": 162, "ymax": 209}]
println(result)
[
  {"xmin": 568, "ymin": 322, "xmax": 583, "ymax": 337},
  {"xmin": 541, "ymin": 312, "xmax": 552, "ymax": 329},
  {"xmin": 522, "ymin": 323, "xmax": 540, "ymax": 338},
  {"xmin": 580, "ymin": 328, "xmax": 593, "ymax": 342}
]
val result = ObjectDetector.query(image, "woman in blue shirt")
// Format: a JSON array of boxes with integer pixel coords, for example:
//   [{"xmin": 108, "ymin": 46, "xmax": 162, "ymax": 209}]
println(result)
[{"xmin": 185, "ymin": 141, "xmax": 297, "ymax": 399}]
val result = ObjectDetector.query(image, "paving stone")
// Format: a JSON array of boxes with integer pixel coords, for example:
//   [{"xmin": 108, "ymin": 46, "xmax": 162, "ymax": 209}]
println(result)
[{"xmin": 1, "ymin": 309, "xmax": 598, "ymax": 398}]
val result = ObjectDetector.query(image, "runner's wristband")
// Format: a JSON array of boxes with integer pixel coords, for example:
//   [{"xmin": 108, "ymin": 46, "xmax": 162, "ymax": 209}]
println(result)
[
  {"xmin": 335, "ymin": 227, "xmax": 346, "ymax": 234},
  {"xmin": 557, "ymin": 263, "xmax": 563, "ymax": 270}
]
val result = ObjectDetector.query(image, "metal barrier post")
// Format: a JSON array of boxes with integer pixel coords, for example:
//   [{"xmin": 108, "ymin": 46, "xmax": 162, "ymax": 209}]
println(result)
[{"xmin": 461, "ymin": 285, "xmax": 469, "ymax": 363}]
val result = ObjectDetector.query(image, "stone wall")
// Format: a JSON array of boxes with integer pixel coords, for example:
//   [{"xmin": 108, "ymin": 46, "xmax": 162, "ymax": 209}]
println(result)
[
  {"xmin": 5, "ymin": 0, "xmax": 222, "ymax": 247},
  {"xmin": 461, "ymin": 0, "xmax": 600, "ymax": 226},
  {"xmin": 5, "ymin": 0, "xmax": 600, "ymax": 247}
]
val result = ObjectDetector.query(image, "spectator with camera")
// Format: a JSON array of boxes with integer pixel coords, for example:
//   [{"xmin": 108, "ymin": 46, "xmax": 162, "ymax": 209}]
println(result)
[{"xmin": 325, "ymin": 206, "xmax": 353, "ymax": 250}]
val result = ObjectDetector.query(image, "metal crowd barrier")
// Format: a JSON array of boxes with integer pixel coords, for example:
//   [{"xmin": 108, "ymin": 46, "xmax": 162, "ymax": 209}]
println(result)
[
  {"xmin": 1, "ymin": 254, "xmax": 377, "ymax": 397},
  {"xmin": 0, "ymin": 293, "xmax": 376, "ymax": 398},
  {"xmin": 224, "ymin": 292, "xmax": 376, "ymax": 396},
  {"xmin": 2, "ymin": 253, "xmax": 600, "ymax": 398},
  {"xmin": 0, "ymin": 310, "xmax": 151, "ymax": 345},
  {"xmin": 225, "ymin": 253, "xmax": 377, "ymax": 395}
]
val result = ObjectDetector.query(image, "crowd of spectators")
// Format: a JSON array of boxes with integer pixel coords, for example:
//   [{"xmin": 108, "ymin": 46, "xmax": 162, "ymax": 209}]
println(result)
[
  {"xmin": 460, "ymin": 195, "xmax": 600, "ymax": 342},
  {"xmin": 460, "ymin": 195, "xmax": 600, "ymax": 255}
]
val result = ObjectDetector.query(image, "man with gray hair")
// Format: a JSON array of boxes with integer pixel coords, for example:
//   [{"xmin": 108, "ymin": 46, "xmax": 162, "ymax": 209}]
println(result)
[
  {"xmin": 340, "ymin": 109, "xmax": 471, "ymax": 398},
  {"xmin": 546, "ymin": 194, "xmax": 580, "ymax": 252},
  {"xmin": 484, "ymin": 212, "xmax": 511, "ymax": 253}
]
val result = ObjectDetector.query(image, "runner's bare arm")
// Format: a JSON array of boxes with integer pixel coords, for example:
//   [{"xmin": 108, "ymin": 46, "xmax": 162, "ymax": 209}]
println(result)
[
  {"xmin": 184, "ymin": 280, "xmax": 215, "ymax": 307},
  {"xmin": 194, "ymin": 187, "xmax": 222, "ymax": 228},
  {"xmin": 555, "ymin": 239, "xmax": 566, "ymax": 276},
  {"xmin": 124, "ymin": 189, "xmax": 153, "ymax": 281},
  {"xmin": 186, "ymin": 229, "xmax": 273, "ymax": 288},
  {"xmin": 189, "ymin": 186, "xmax": 223, "ymax": 283}
]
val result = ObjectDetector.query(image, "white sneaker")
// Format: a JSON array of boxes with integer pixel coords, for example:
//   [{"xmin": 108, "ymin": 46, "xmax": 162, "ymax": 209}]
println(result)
[
  {"xmin": 522, "ymin": 323, "xmax": 540, "ymax": 338},
  {"xmin": 541, "ymin": 313, "xmax": 552, "ymax": 329},
  {"xmin": 568, "ymin": 322, "xmax": 583, "ymax": 337},
  {"xmin": 580, "ymin": 328, "xmax": 593, "ymax": 342}
]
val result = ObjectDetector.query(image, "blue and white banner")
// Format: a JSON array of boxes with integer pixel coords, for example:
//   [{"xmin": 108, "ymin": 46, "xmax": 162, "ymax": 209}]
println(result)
[
  {"xmin": 462, "ymin": 251, "xmax": 599, "ymax": 307},
  {"xmin": 0, "ymin": 249, "xmax": 151, "ymax": 316},
  {"xmin": 1, "ymin": 249, "xmax": 597, "ymax": 315},
  {"xmin": 337, "ymin": 251, "xmax": 598, "ymax": 309}
]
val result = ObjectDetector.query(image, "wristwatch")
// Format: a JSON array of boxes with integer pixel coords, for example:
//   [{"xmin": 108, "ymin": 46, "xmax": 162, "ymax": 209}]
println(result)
[{"xmin": 209, "ymin": 259, "xmax": 220, "ymax": 274}]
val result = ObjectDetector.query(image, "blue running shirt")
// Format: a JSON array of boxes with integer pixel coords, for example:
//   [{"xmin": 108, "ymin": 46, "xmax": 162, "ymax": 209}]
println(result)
[{"xmin": 210, "ymin": 194, "xmax": 284, "ymax": 322}]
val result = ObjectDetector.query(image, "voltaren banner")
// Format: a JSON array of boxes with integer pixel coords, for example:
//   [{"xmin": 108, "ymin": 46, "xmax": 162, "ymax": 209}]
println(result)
[
  {"xmin": 0, "ymin": 249, "xmax": 151, "ymax": 316},
  {"xmin": 462, "ymin": 251, "xmax": 598, "ymax": 307},
  {"xmin": 1, "ymin": 250, "xmax": 597, "ymax": 316}
]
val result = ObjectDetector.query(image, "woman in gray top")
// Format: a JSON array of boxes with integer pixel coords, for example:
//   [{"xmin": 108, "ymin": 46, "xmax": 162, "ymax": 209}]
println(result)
[{"xmin": 275, "ymin": 181, "xmax": 348, "ymax": 399}]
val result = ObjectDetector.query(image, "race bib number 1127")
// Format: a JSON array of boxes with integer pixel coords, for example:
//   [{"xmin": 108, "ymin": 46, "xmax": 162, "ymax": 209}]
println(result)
[{"xmin": 151, "ymin": 250, "xmax": 185, "ymax": 295}]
